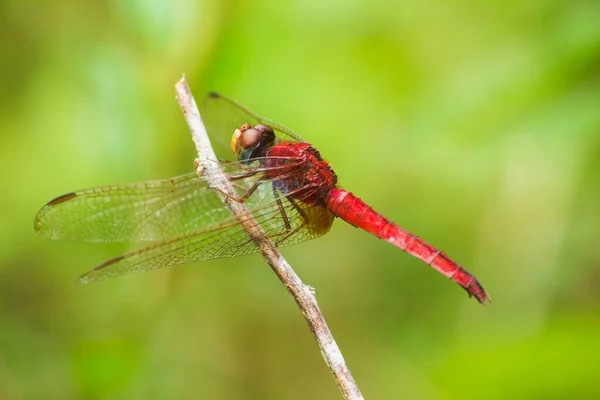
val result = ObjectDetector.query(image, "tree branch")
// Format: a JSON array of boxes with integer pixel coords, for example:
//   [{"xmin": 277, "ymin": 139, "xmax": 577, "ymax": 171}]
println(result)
[{"xmin": 174, "ymin": 76, "xmax": 364, "ymax": 400}]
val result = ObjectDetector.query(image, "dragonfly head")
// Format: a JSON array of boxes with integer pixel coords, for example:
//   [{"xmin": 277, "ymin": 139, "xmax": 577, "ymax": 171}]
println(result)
[{"xmin": 231, "ymin": 123, "xmax": 275, "ymax": 163}]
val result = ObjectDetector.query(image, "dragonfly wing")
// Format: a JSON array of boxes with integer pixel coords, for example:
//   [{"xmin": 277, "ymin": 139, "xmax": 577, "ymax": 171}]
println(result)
[
  {"xmin": 78, "ymin": 186, "xmax": 335, "ymax": 283},
  {"xmin": 34, "ymin": 165, "xmax": 254, "ymax": 243},
  {"xmin": 202, "ymin": 92, "xmax": 305, "ymax": 148}
]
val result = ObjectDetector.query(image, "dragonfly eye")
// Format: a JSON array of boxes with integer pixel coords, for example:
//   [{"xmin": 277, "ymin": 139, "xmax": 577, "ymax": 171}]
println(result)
[
  {"xmin": 239, "ymin": 128, "xmax": 261, "ymax": 149},
  {"xmin": 231, "ymin": 123, "xmax": 258, "ymax": 157},
  {"xmin": 231, "ymin": 123, "xmax": 276, "ymax": 161},
  {"xmin": 253, "ymin": 124, "xmax": 274, "ymax": 135}
]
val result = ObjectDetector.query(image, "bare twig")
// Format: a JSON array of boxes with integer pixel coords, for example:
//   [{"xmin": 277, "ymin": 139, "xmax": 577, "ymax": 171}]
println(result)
[{"xmin": 174, "ymin": 76, "xmax": 364, "ymax": 400}]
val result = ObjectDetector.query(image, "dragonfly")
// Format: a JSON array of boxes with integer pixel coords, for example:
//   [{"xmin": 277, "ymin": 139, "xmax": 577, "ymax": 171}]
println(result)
[{"xmin": 34, "ymin": 92, "xmax": 489, "ymax": 303}]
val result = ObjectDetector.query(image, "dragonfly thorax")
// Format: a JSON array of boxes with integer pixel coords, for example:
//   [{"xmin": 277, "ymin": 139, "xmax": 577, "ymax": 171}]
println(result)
[{"xmin": 266, "ymin": 142, "xmax": 339, "ymax": 206}]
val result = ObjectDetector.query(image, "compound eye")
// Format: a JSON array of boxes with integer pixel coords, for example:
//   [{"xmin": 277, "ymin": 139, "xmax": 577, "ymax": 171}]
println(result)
[
  {"xmin": 239, "ymin": 128, "xmax": 261, "ymax": 149},
  {"xmin": 254, "ymin": 124, "xmax": 274, "ymax": 135}
]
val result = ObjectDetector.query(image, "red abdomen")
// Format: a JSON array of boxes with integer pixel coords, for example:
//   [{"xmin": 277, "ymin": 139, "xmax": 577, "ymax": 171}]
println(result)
[{"xmin": 324, "ymin": 188, "xmax": 489, "ymax": 303}]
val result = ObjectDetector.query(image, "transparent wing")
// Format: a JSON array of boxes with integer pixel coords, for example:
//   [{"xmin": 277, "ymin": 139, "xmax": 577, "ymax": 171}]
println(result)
[
  {"xmin": 34, "ymin": 160, "xmax": 298, "ymax": 243},
  {"xmin": 201, "ymin": 92, "xmax": 305, "ymax": 153},
  {"xmin": 35, "ymin": 92, "xmax": 306, "ymax": 244},
  {"xmin": 34, "ymin": 171, "xmax": 209, "ymax": 242},
  {"xmin": 77, "ymin": 185, "xmax": 335, "ymax": 283}
]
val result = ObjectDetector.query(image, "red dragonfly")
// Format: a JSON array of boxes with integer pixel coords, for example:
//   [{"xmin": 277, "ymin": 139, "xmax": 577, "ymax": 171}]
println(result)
[{"xmin": 35, "ymin": 92, "xmax": 489, "ymax": 303}]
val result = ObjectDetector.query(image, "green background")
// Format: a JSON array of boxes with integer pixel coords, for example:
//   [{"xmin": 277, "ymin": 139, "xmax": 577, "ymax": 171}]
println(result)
[{"xmin": 2, "ymin": 1, "xmax": 599, "ymax": 399}]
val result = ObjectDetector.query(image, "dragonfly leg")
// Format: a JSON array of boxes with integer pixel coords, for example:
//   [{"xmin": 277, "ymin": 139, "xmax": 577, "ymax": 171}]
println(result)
[
  {"xmin": 232, "ymin": 184, "xmax": 294, "ymax": 249},
  {"xmin": 227, "ymin": 173, "xmax": 261, "ymax": 193},
  {"xmin": 209, "ymin": 162, "xmax": 308, "ymax": 203},
  {"xmin": 273, "ymin": 196, "xmax": 310, "ymax": 246},
  {"xmin": 273, "ymin": 184, "xmax": 292, "ymax": 232},
  {"xmin": 209, "ymin": 177, "xmax": 266, "ymax": 203},
  {"xmin": 265, "ymin": 185, "xmax": 312, "ymax": 247}
]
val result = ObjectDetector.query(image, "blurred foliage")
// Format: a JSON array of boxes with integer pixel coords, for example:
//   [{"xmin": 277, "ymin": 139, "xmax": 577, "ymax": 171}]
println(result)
[{"xmin": 1, "ymin": 0, "xmax": 599, "ymax": 399}]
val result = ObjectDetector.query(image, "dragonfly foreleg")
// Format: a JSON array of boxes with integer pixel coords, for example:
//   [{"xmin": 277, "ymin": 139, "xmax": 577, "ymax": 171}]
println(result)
[
  {"xmin": 209, "ymin": 176, "xmax": 267, "ymax": 203},
  {"xmin": 208, "ymin": 162, "xmax": 307, "ymax": 203}
]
